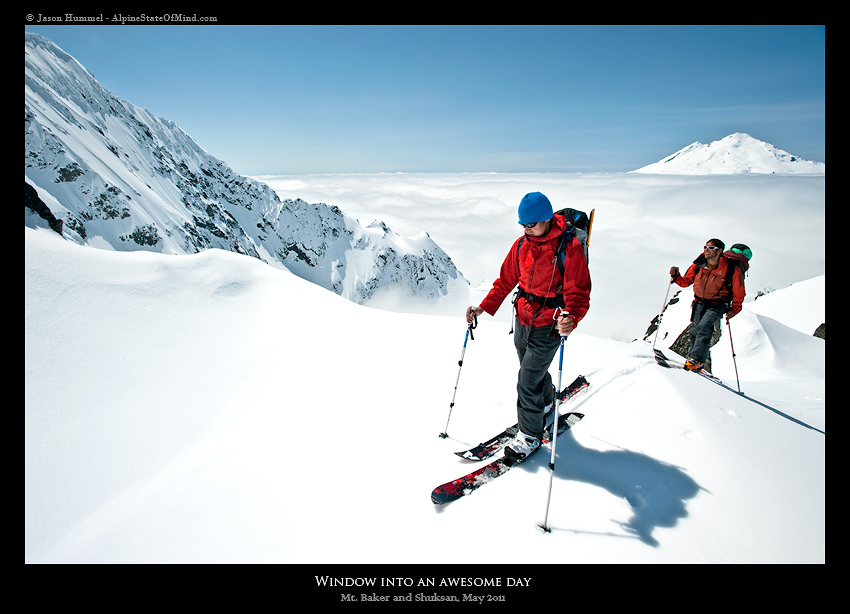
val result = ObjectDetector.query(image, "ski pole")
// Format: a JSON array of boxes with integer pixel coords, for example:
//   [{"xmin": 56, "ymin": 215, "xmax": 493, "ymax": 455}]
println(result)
[
  {"xmin": 541, "ymin": 311, "xmax": 569, "ymax": 533},
  {"xmin": 440, "ymin": 315, "xmax": 477, "ymax": 438},
  {"xmin": 727, "ymin": 317, "xmax": 741, "ymax": 394},
  {"xmin": 651, "ymin": 277, "xmax": 673, "ymax": 352}
]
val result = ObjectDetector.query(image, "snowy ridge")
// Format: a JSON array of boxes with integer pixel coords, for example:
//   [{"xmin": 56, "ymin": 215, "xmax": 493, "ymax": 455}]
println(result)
[
  {"xmin": 632, "ymin": 132, "xmax": 825, "ymax": 175},
  {"xmin": 24, "ymin": 32, "xmax": 467, "ymax": 306}
]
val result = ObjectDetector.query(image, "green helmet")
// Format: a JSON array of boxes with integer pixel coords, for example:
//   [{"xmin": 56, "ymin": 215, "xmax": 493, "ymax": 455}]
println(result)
[{"xmin": 730, "ymin": 243, "xmax": 753, "ymax": 260}]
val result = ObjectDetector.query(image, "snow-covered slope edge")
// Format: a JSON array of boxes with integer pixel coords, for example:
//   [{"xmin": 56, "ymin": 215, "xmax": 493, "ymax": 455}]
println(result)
[
  {"xmin": 24, "ymin": 31, "xmax": 468, "ymax": 307},
  {"xmin": 25, "ymin": 226, "xmax": 824, "ymax": 564}
]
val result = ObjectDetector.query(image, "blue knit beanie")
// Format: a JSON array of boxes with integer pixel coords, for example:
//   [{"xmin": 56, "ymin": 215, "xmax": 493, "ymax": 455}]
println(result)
[{"xmin": 518, "ymin": 192, "xmax": 553, "ymax": 225}]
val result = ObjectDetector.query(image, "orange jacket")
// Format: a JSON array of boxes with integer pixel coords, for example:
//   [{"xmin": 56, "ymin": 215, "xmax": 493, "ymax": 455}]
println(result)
[
  {"xmin": 480, "ymin": 214, "xmax": 591, "ymax": 327},
  {"xmin": 674, "ymin": 254, "xmax": 746, "ymax": 314}
]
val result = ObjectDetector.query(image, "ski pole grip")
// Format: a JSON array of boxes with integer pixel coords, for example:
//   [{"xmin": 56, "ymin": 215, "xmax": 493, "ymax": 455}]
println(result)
[{"xmin": 553, "ymin": 310, "xmax": 571, "ymax": 338}]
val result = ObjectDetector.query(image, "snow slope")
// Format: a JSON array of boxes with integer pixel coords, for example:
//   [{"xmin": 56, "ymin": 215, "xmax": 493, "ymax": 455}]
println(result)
[{"xmin": 25, "ymin": 226, "xmax": 824, "ymax": 568}]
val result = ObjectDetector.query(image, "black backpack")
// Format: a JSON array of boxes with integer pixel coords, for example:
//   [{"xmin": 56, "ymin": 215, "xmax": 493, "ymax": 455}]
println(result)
[{"xmin": 557, "ymin": 208, "xmax": 592, "ymax": 263}]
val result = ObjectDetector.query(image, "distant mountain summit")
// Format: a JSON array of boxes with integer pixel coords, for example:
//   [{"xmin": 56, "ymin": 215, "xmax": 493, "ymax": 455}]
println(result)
[
  {"xmin": 632, "ymin": 133, "xmax": 825, "ymax": 175},
  {"xmin": 25, "ymin": 32, "xmax": 467, "ymax": 305}
]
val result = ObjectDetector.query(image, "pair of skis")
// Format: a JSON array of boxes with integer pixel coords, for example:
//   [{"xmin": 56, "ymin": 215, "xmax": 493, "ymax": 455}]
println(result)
[
  {"xmin": 431, "ymin": 375, "xmax": 589, "ymax": 505},
  {"xmin": 653, "ymin": 348, "xmax": 724, "ymax": 384}
]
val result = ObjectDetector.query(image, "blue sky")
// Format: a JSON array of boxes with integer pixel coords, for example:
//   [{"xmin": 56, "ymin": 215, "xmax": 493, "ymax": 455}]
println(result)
[{"xmin": 26, "ymin": 24, "xmax": 825, "ymax": 175}]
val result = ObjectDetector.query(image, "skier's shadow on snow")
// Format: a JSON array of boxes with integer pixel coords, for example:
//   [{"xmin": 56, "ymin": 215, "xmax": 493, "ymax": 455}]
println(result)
[{"xmin": 540, "ymin": 430, "xmax": 706, "ymax": 547}]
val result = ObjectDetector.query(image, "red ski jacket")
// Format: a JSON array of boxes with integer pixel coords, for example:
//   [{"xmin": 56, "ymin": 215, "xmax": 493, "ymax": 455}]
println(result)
[
  {"xmin": 479, "ymin": 214, "xmax": 591, "ymax": 328},
  {"xmin": 674, "ymin": 254, "xmax": 746, "ymax": 314}
]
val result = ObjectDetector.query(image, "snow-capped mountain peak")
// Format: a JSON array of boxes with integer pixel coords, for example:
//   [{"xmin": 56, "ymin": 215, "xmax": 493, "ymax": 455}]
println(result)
[
  {"xmin": 24, "ymin": 32, "xmax": 468, "ymax": 306},
  {"xmin": 631, "ymin": 132, "xmax": 825, "ymax": 175}
]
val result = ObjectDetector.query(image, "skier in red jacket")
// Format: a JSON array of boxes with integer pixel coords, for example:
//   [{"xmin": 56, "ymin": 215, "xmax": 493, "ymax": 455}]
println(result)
[
  {"xmin": 670, "ymin": 238, "xmax": 746, "ymax": 371},
  {"xmin": 466, "ymin": 192, "xmax": 591, "ymax": 460}
]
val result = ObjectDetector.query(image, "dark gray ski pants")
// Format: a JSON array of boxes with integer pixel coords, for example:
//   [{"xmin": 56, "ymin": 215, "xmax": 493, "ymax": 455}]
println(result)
[
  {"xmin": 689, "ymin": 301, "xmax": 726, "ymax": 363},
  {"xmin": 513, "ymin": 319, "xmax": 559, "ymax": 440}
]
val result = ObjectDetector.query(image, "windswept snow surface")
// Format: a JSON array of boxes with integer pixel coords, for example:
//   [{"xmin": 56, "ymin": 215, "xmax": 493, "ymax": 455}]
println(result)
[{"xmin": 25, "ymin": 227, "xmax": 824, "ymax": 566}]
